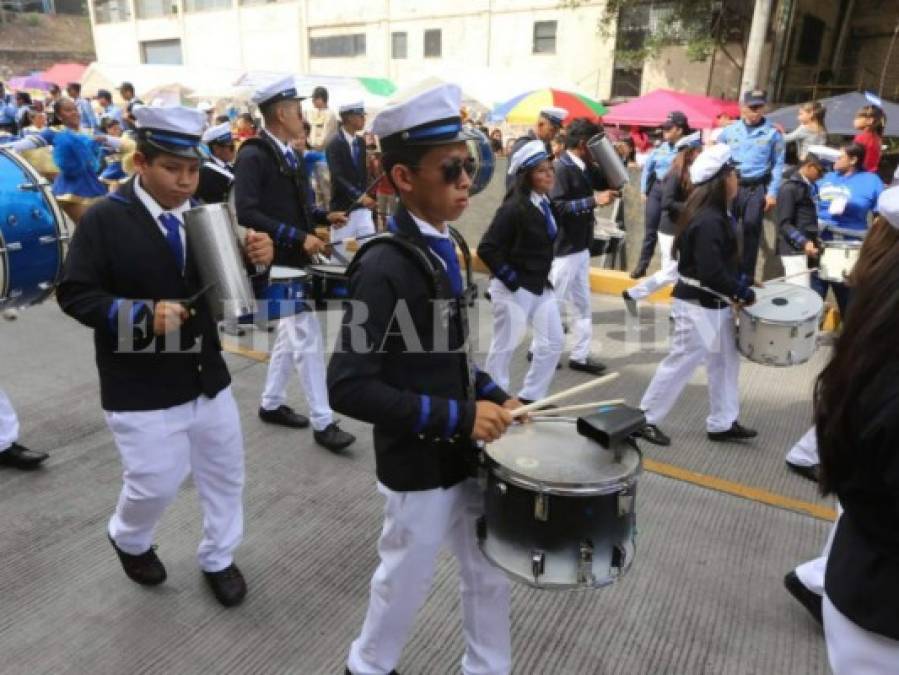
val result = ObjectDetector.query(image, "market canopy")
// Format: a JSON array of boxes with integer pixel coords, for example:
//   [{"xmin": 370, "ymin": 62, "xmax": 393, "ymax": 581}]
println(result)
[
  {"xmin": 767, "ymin": 91, "xmax": 899, "ymax": 137},
  {"xmin": 40, "ymin": 62, "xmax": 88, "ymax": 88},
  {"xmin": 490, "ymin": 88, "xmax": 607, "ymax": 125},
  {"xmin": 603, "ymin": 88, "xmax": 740, "ymax": 129}
]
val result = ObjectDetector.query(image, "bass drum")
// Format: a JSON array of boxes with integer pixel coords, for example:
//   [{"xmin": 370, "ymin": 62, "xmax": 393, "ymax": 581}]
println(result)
[
  {"xmin": 465, "ymin": 128, "xmax": 495, "ymax": 197},
  {"xmin": 0, "ymin": 147, "xmax": 70, "ymax": 310}
]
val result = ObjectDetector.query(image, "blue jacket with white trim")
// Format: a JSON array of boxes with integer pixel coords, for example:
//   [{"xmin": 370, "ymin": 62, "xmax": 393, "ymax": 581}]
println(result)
[{"xmin": 327, "ymin": 204, "xmax": 510, "ymax": 491}]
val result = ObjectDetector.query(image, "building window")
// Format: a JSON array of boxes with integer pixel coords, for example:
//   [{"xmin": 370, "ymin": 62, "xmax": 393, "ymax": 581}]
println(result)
[
  {"xmin": 184, "ymin": 0, "xmax": 230, "ymax": 11},
  {"xmin": 309, "ymin": 33, "xmax": 366, "ymax": 58},
  {"xmin": 135, "ymin": 0, "xmax": 174, "ymax": 19},
  {"xmin": 795, "ymin": 14, "xmax": 826, "ymax": 66},
  {"xmin": 424, "ymin": 29, "xmax": 441, "ymax": 58},
  {"xmin": 391, "ymin": 31, "xmax": 407, "ymax": 59},
  {"xmin": 533, "ymin": 20, "xmax": 557, "ymax": 54},
  {"xmin": 93, "ymin": 0, "xmax": 131, "ymax": 23},
  {"xmin": 611, "ymin": 2, "xmax": 650, "ymax": 97},
  {"xmin": 141, "ymin": 39, "xmax": 183, "ymax": 64}
]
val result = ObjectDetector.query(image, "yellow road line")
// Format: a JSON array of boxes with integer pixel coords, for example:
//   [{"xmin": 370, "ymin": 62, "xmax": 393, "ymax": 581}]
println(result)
[
  {"xmin": 643, "ymin": 458, "xmax": 837, "ymax": 522},
  {"xmin": 224, "ymin": 343, "xmax": 836, "ymax": 522}
]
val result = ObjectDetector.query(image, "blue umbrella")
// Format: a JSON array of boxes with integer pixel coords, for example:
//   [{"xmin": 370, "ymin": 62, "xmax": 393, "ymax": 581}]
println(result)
[{"xmin": 768, "ymin": 91, "xmax": 899, "ymax": 137}]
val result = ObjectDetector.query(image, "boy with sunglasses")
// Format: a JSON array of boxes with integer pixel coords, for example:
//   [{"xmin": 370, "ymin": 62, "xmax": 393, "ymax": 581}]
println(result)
[
  {"xmin": 196, "ymin": 121, "xmax": 236, "ymax": 204},
  {"xmin": 328, "ymin": 84, "xmax": 520, "ymax": 675}
]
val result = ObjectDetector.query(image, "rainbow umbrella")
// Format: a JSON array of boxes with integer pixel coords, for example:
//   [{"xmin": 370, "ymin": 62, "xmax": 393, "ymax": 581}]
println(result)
[{"xmin": 490, "ymin": 89, "xmax": 607, "ymax": 124}]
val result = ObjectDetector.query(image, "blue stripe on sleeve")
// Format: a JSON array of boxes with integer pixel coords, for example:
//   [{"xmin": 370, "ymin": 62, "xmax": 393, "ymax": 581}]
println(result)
[
  {"xmin": 414, "ymin": 394, "xmax": 431, "ymax": 434},
  {"xmin": 478, "ymin": 381, "xmax": 498, "ymax": 397},
  {"xmin": 445, "ymin": 399, "xmax": 459, "ymax": 439},
  {"xmin": 107, "ymin": 298, "xmax": 123, "ymax": 335},
  {"xmin": 276, "ymin": 223, "xmax": 286, "ymax": 244},
  {"xmin": 288, "ymin": 227, "xmax": 299, "ymax": 243}
]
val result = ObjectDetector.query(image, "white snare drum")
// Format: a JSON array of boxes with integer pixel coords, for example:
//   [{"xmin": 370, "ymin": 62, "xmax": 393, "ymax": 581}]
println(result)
[
  {"xmin": 818, "ymin": 240, "xmax": 862, "ymax": 283},
  {"xmin": 737, "ymin": 282, "xmax": 824, "ymax": 367}
]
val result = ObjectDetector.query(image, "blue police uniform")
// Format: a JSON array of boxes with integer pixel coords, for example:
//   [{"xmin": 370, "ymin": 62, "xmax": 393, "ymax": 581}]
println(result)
[
  {"xmin": 636, "ymin": 141, "xmax": 679, "ymax": 270},
  {"xmin": 717, "ymin": 118, "xmax": 785, "ymax": 278},
  {"xmin": 0, "ymin": 94, "xmax": 17, "ymax": 131}
]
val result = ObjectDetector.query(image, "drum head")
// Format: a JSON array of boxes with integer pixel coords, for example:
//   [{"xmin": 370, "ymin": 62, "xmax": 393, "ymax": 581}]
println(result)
[
  {"xmin": 485, "ymin": 420, "xmax": 640, "ymax": 493},
  {"xmin": 270, "ymin": 265, "xmax": 308, "ymax": 281},
  {"xmin": 308, "ymin": 263, "xmax": 347, "ymax": 278},
  {"xmin": 742, "ymin": 282, "xmax": 823, "ymax": 325}
]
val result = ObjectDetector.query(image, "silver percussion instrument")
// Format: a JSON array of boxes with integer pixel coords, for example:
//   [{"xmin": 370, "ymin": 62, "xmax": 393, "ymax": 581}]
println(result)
[
  {"xmin": 477, "ymin": 419, "xmax": 641, "ymax": 589},
  {"xmin": 183, "ymin": 203, "xmax": 256, "ymax": 322},
  {"xmin": 818, "ymin": 240, "xmax": 861, "ymax": 283},
  {"xmin": 737, "ymin": 282, "xmax": 824, "ymax": 367},
  {"xmin": 586, "ymin": 132, "xmax": 629, "ymax": 190}
]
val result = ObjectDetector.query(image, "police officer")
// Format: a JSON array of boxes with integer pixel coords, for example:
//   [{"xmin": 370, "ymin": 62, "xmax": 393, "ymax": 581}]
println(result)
[
  {"xmin": 717, "ymin": 89, "xmax": 785, "ymax": 279},
  {"xmin": 56, "ymin": 105, "xmax": 275, "ymax": 607},
  {"xmin": 232, "ymin": 76, "xmax": 355, "ymax": 452},
  {"xmin": 505, "ymin": 107, "xmax": 568, "ymax": 189},
  {"xmin": 196, "ymin": 122, "xmax": 235, "ymax": 204},
  {"xmin": 632, "ymin": 111, "xmax": 689, "ymax": 279},
  {"xmin": 328, "ymin": 83, "xmax": 519, "ymax": 675}
]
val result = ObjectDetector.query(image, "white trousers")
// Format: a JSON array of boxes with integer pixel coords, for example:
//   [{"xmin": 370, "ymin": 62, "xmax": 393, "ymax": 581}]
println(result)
[
  {"xmin": 544, "ymin": 249, "xmax": 592, "ymax": 362},
  {"xmin": 824, "ymin": 594, "xmax": 899, "ymax": 674},
  {"xmin": 780, "ymin": 254, "xmax": 812, "ymax": 288},
  {"xmin": 261, "ymin": 310, "xmax": 333, "ymax": 431},
  {"xmin": 0, "ymin": 387, "xmax": 20, "ymax": 452},
  {"xmin": 485, "ymin": 279, "xmax": 564, "ymax": 402},
  {"xmin": 796, "ymin": 505, "xmax": 842, "ymax": 596},
  {"xmin": 347, "ymin": 479, "xmax": 511, "ymax": 675},
  {"xmin": 106, "ymin": 387, "xmax": 244, "ymax": 572},
  {"xmin": 785, "ymin": 425, "xmax": 819, "ymax": 467},
  {"xmin": 333, "ymin": 208, "xmax": 376, "ymax": 261},
  {"xmin": 640, "ymin": 299, "xmax": 740, "ymax": 433},
  {"xmin": 629, "ymin": 233, "xmax": 678, "ymax": 301}
]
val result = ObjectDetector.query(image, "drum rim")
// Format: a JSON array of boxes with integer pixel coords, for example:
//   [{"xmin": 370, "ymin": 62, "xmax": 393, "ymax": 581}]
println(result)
[
  {"xmin": 487, "ymin": 460, "xmax": 639, "ymax": 495},
  {"xmin": 740, "ymin": 283, "xmax": 825, "ymax": 325},
  {"xmin": 307, "ymin": 263, "xmax": 348, "ymax": 278},
  {"xmin": 270, "ymin": 265, "xmax": 309, "ymax": 281},
  {"xmin": 476, "ymin": 542, "xmax": 629, "ymax": 589},
  {"xmin": 821, "ymin": 240, "xmax": 863, "ymax": 250},
  {"xmin": 738, "ymin": 308, "xmax": 823, "ymax": 327}
]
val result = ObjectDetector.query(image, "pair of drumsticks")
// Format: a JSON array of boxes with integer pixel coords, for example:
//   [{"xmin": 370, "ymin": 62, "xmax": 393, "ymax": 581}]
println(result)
[{"xmin": 509, "ymin": 372, "xmax": 624, "ymax": 419}]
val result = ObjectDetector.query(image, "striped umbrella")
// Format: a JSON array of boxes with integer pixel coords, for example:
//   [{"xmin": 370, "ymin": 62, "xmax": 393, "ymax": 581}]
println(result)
[{"xmin": 490, "ymin": 88, "xmax": 607, "ymax": 124}]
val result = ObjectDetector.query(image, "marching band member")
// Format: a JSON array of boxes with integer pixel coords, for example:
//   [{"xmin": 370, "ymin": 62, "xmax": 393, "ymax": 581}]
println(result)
[
  {"xmin": 635, "ymin": 145, "xmax": 758, "ymax": 447},
  {"xmin": 717, "ymin": 89, "xmax": 785, "ymax": 279},
  {"xmin": 328, "ymin": 83, "xmax": 518, "ymax": 675},
  {"xmin": 0, "ymin": 388, "xmax": 48, "ymax": 469},
  {"xmin": 479, "ymin": 140, "xmax": 564, "ymax": 404},
  {"xmin": 631, "ymin": 111, "xmax": 689, "ymax": 279},
  {"xmin": 775, "ymin": 152, "xmax": 826, "ymax": 289},
  {"xmin": 98, "ymin": 116, "xmax": 130, "ymax": 185},
  {"xmin": 538, "ymin": 117, "xmax": 617, "ymax": 376},
  {"xmin": 195, "ymin": 121, "xmax": 235, "ymax": 204},
  {"xmin": 56, "ymin": 105, "xmax": 275, "ymax": 606},
  {"xmin": 232, "ymin": 76, "xmax": 355, "ymax": 452},
  {"xmin": 505, "ymin": 107, "xmax": 568, "ymax": 189},
  {"xmin": 623, "ymin": 131, "xmax": 702, "ymax": 314}
]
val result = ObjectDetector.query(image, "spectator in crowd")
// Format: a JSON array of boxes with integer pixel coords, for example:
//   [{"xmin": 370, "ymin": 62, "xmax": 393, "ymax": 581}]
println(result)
[
  {"xmin": 14, "ymin": 92, "xmax": 33, "ymax": 129},
  {"xmin": 708, "ymin": 110, "xmax": 734, "ymax": 143},
  {"xmin": 307, "ymin": 86, "xmax": 339, "ymax": 151},
  {"xmin": 20, "ymin": 103, "xmax": 48, "ymax": 134},
  {"xmin": 45, "ymin": 83, "xmax": 63, "ymax": 110},
  {"xmin": 65, "ymin": 82, "xmax": 98, "ymax": 131},
  {"xmin": 490, "ymin": 128, "xmax": 503, "ymax": 155},
  {"xmin": 0, "ymin": 81, "xmax": 15, "ymax": 134},
  {"xmin": 783, "ymin": 101, "xmax": 827, "ymax": 161},
  {"xmin": 235, "ymin": 113, "xmax": 257, "ymax": 142},
  {"xmin": 853, "ymin": 103, "xmax": 885, "ymax": 174},
  {"xmin": 96, "ymin": 89, "xmax": 123, "ymax": 124}
]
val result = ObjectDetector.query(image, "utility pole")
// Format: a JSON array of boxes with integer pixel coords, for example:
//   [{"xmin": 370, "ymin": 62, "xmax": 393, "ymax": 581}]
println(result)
[{"xmin": 741, "ymin": 0, "xmax": 775, "ymax": 95}]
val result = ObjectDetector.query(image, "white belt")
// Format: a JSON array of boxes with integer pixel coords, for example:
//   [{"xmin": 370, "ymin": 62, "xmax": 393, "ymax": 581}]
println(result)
[{"xmin": 679, "ymin": 275, "xmax": 733, "ymax": 304}]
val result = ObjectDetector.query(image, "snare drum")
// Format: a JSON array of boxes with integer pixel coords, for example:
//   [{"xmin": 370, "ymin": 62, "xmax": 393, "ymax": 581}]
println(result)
[
  {"xmin": 818, "ymin": 240, "xmax": 862, "ymax": 283},
  {"xmin": 0, "ymin": 148, "xmax": 69, "ymax": 310},
  {"xmin": 737, "ymin": 282, "xmax": 824, "ymax": 367},
  {"xmin": 240, "ymin": 265, "xmax": 309, "ymax": 324},
  {"xmin": 307, "ymin": 263, "xmax": 349, "ymax": 307},
  {"xmin": 478, "ymin": 420, "xmax": 641, "ymax": 589}
]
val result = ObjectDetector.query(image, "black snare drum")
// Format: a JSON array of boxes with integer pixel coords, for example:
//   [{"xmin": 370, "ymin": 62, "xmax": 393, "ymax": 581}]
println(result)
[{"xmin": 307, "ymin": 263, "xmax": 349, "ymax": 308}]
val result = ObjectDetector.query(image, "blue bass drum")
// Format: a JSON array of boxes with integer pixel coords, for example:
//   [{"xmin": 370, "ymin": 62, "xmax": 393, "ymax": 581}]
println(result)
[
  {"xmin": 0, "ymin": 148, "xmax": 70, "ymax": 310},
  {"xmin": 239, "ymin": 265, "xmax": 309, "ymax": 324},
  {"xmin": 466, "ymin": 128, "xmax": 495, "ymax": 197}
]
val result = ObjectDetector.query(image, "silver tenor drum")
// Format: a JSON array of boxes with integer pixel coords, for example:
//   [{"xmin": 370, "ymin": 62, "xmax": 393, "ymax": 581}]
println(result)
[
  {"xmin": 183, "ymin": 203, "xmax": 256, "ymax": 322},
  {"xmin": 818, "ymin": 240, "xmax": 861, "ymax": 283},
  {"xmin": 477, "ymin": 419, "xmax": 641, "ymax": 589},
  {"xmin": 737, "ymin": 282, "xmax": 824, "ymax": 367}
]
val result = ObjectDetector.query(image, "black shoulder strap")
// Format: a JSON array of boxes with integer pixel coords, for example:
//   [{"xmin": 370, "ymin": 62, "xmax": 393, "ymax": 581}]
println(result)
[{"xmin": 347, "ymin": 233, "xmax": 444, "ymax": 296}]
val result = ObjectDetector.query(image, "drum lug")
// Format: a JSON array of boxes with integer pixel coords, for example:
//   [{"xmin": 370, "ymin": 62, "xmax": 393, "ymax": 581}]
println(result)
[
  {"xmin": 38, "ymin": 235, "xmax": 57, "ymax": 246},
  {"xmin": 0, "ymin": 242, "xmax": 22, "ymax": 253},
  {"xmin": 610, "ymin": 544, "xmax": 627, "ymax": 573},
  {"xmin": 534, "ymin": 492, "xmax": 549, "ymax": 522},
  {"xmin": 531, "ymin": 550, "xmax": 545, "ymax": 582},
  {"xmin": 617, "ymin": 491, "xmax": 635, "ymax": 517},
  {"xmin": 790, "ymin": 325, "xmax": 798, "ymax": 338},
  {"xmin": 577, "ymin": 541, "xmax": 595, "ymax": 585}
]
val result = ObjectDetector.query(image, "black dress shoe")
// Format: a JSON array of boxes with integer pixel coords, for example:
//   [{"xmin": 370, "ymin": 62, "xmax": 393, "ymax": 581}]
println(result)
[
  {"xmin": 786, "ymin": 461, "xmax": 820, "ymax": 483},
  {"xmin": 108, "ymin": 534, "xmax": 167, "ymax": 586},
  {"xmin": 634, "ymin": 423, "xmax": 671, "ymax": 446},
  {"xmin": 707, "ymin": 422, "xmax": 758, "ymax": 442},
  {"xmin": 345, "ymin": 670, "xmax": 399, "ymax": 675},
  {"xmin": 568, "ymin": 356, "xmax": 607, "ymax": 376},
  {"xmin": 629, "ymin": 266, "xmax": 647, "ymax": 279},
  {"xmin": 0, "ymin": 442, "xmax": 48, "ymax": 470},
  {"xmin": 783, "ymin": 571, "xmax": 822, "ymax": 626},
  {"xmin": 622, "ymin": 290, "xmax": 638, "ymax": 317},
  {"xmin": 204, "ymin": 563, "xmax": 247, "ymax": 607},
  {"xmin": 526, "ymin": 351, "xmax": 562, "ymax": 369},
  {"xmin": 314, "ymin": 422, "xmax": 355, "ymax": 452},
  {"xmin": 258, "ymin": 405, "xmax": 310, "ymax": 429}
]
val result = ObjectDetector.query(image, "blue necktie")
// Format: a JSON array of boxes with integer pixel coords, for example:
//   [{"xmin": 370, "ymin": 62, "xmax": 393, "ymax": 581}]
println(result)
[
  {"xmin": 159, "ymin": 213, "xmax": 184, "ymax": 273},
  {"xmin": 424, "ymin": 235, "xmax": 463, "ymax": 298},
  {"xmin": 351, "ymin": 138, "xmax": 360, "ymax": 169},
  {"xmin": 540, "ymin": 199, "xmax": 557, "ymax": 240},
  {"xmin": 284, "ymin": 149, "xmax": 298, "ymax": 171}
]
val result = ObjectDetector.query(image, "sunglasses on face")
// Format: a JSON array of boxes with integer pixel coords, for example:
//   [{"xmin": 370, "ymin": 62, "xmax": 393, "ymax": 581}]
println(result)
[{"xmin": 420, "ymin": 156, "xmax": 476, "ymax": 184}]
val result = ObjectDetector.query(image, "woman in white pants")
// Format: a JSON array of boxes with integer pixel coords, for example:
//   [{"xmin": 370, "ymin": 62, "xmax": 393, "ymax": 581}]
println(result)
[
  {"xmin": 634, "ymin": 144, "xmax": 758, "ymax": 447},
  {"xmin": 479, "ymin": 140, "xmax": 564, "ymax": 404},
  {"xmin": 812, "ymin": 191, "xmax": 899, "ymax": 672},
  {"xmin": 623, "ymin": 133, "xmax": 702, "ymax": 315}
]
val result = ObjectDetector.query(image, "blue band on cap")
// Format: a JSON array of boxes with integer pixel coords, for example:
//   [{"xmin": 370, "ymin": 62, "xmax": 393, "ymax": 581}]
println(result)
[
  {"xmin": 405, "ymin": 122, "xmax": 462, "ymax": 141},
  {"xmin": 212, "ymin": 133, "xmax": 232, "ymax": 144},
  {"xmin": 144, "ymin": 131, "xmax": 200, "ymax": 148},
  {"xmin": 519, "ymin": 151, "xmax": 549, "ymax": 172}
]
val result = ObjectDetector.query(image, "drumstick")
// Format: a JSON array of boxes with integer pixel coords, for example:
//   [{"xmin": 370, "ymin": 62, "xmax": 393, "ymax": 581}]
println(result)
[
  {"xmin": 760, "ymin": 268, "xmax": 819, "ymax": 286},
  {"xmin": 530, "ymin": 398, "xmax": 626, "ymax": 417},
  {"xmin": 509, "ymin": 372, "xmax": 619, "ymax": 418},
  {"xmin": 328, "ymin": 231, "xmax": 381, "ymax": 248}
]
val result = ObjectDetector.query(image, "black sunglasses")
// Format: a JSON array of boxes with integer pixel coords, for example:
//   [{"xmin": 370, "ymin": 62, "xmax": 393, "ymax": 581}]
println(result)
[{"xmin": 408, "ymin": 156, "xmax": 477, "ymax": 184}]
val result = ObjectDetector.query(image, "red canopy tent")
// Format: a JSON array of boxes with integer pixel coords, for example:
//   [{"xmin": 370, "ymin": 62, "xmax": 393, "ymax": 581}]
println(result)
[
  {"xmin": 40, "ymin": 63, "xmax": 89, "ymax": 88},
  {"xmin": 603, "ymin": 89, "xmax": 740, "ymax": 129}
]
